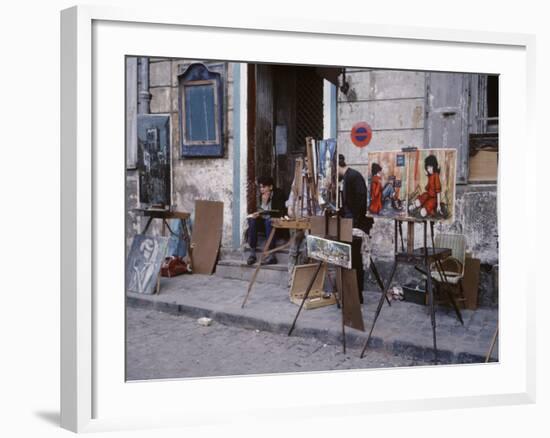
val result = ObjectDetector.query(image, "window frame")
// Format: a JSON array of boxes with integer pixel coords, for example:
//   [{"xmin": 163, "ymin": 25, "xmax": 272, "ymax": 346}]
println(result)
[{"xmin": 178, "ymin": 63, "xmax": 225, "ymax": 157}]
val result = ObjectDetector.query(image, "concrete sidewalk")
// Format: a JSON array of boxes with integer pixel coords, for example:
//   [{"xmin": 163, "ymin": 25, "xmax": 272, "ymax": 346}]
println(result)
[{"xmin": 126, "ymin": 273, "xmax": 499, "ymax": 364}]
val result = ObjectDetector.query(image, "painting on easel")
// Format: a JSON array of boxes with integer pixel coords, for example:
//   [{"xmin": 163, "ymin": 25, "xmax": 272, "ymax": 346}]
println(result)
[
  {"xmin": 306, "ymin": 235, "xmax": 352, "ymax": 269},
  {"xmin": 315, "ymin": 138, "xmax": 338, "ymax": 212},
  {"xmin": 366, "ymin": 148, "xmax": 457, "ymax": 222},
  {"xmin": 287, "ymin": 137, "xmax": 338, "ymax": 218},
  {"xmin": 406, "ymin": 149, "xmax": 457, "ymax": 222},
  {"xmin": 366, "ymin": 151, "xmax": 408, "ymax": 219}
]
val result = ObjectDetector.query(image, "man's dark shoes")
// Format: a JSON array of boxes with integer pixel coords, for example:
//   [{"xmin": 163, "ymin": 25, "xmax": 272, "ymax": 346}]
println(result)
[{"xmin": 246, "ymin": 254, "xmax": 257, "ymax": 265}]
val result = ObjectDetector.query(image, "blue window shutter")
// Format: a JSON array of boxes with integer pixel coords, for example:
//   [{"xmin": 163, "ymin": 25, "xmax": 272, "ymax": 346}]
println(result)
[{"xmin": 178, "ymin": 63, "xmax": 224, "ymax": 157}]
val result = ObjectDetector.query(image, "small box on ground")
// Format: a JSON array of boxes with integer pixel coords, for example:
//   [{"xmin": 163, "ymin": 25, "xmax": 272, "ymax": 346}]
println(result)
[
  {"xmin": 289, "ymin": 263, "xmax": 336, "ymax": 310},
  {"xmin": 402, "ymin": 283, "xmax": 426, "ymax": 305}
]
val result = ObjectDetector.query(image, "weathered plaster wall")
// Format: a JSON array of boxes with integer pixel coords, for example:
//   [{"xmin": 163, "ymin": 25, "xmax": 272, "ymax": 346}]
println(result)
[
  {"xmin": 337, "ymin": 69, "xmax": 498, "ymax": 268},
  {"xmin": 146, "ymin": 58, "xmax": 236, "ymax": 248}
]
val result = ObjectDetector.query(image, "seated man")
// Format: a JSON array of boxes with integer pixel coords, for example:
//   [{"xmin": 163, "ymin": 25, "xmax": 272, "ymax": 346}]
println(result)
[{"xmin": 246, "ymin": 176, "xmax": 286, "ymax": 265}]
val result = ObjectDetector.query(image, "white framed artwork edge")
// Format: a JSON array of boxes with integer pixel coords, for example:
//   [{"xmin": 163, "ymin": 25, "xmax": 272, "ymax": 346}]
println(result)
[{"xmin": 60, "ymin": 4, "xmax": 536, "ymax": 433}]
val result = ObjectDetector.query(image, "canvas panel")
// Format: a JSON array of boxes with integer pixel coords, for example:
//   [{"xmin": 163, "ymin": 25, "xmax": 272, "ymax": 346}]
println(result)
[
  {"xmin": 334, "ymin": 268, "xmax": 365, "ymax": 332},
  {"xmin": 406, "ymin": 148, "xmax": 457, "ymax": 222},
  {"xmin": 126, "ymin": 235, "xmax": 171, "ymax": 295},
  {"xmin": 306, "ymin": 235, "xmax": 352, "ymax": 269},
  {"xmin": 365, "ymin": 148, "xmax": 457, "ymax": 223},
  {"xmin": 191, "ymin": 200, "xmax": 224, "ymax": 274},
  {"xmin": 366, "ymin": 150, "xmax": 408, "ymax": 219}
]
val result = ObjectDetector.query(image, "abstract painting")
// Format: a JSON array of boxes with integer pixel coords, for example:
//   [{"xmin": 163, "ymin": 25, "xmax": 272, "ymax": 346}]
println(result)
[{"xmin": 126, "ymin": 235, "xmax": 171, "ymax": 295}]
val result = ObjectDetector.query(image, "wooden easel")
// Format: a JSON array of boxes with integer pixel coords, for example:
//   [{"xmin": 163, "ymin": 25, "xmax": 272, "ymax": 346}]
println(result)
[
  {"xmin": 241, "ymin": 217, "xmax": 311, "ymax": 308},
  {"xmin": 287, "ymin": 212, "xmax": 388, "ymax": 353},
  {"xmin": 360, "ymin": 219, "xmax": 464, "ymax": 363},
  {"xmin": 242, "ymin": 148, "xmax": 319, "ymax": 308},
  {"xmin": 293, "ymin": 139, "xmax": 321, "ymax": 219}
]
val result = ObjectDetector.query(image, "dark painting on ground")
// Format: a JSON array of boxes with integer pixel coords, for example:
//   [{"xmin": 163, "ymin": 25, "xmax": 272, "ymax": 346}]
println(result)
[
  {"xmin": 137, "ymin": 114, "xmax": 171, "ymax": 206},
  {"xmin": 306, "ymin": 235, "xmax": 352, "ymax": 269},
  {"xmin": 126, "ymin": 235, "xmax": 171, "ymax": 295}
]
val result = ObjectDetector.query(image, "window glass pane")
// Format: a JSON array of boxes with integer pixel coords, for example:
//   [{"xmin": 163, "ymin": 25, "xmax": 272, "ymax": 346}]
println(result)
[{"xmin": 184, "ymin": 84, "xmax": 216, "ymax": 142}]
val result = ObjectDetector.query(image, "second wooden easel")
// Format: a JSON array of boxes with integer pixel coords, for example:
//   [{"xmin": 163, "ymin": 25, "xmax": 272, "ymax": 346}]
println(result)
[{"xmin": 360, "ymin": 219, "xmax": 464, "ymax": 363}]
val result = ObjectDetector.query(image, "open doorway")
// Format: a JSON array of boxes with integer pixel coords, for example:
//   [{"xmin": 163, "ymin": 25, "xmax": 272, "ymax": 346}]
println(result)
[{"xmin": 246, "ymin": 64, "xmax": 337, "ymax": 213}]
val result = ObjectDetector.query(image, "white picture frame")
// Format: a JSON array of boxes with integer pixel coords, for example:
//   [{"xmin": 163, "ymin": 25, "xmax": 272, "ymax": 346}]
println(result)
[{"xmin": 60, "ymin": 5, "xmax": 536, "ymax": 433}]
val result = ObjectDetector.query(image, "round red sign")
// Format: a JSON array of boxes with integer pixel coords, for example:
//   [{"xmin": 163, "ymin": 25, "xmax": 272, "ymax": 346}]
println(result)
[{"xmin": 350, "ymin": 122, "xmax": 373, "ymax": 147}]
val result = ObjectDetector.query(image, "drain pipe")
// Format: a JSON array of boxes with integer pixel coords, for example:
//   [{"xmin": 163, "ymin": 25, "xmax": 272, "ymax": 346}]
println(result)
[{"xmin": 137, "ymin": 57, "xmax": 151, "ymax": 114}]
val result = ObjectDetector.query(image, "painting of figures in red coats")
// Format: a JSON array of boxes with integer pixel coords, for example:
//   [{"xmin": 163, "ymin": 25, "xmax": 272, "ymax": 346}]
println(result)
[
  {"xmin": 406, "ymin": 148, "xmax": 456, "ymax": 222},
  {"xmin": 366, "ymin": 151, "xmax": 409, "ymax": 219},
  {"xmin": 366, "ymin": 148, "xmax": 456, "ymax": 222}
]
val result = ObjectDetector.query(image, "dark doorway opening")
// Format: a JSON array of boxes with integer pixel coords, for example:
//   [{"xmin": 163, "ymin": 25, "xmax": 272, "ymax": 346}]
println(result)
[{"xmin": 246, "ymin": 64, "xmax": 325, "ymax": 214}]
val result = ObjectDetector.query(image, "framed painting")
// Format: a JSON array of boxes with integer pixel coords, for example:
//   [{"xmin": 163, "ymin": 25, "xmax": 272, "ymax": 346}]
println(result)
[
  {"xmin": 366, "ymin": 148, "xmax": 457, "ymax": 222},
  {"xmin": 60, "ymin": 4, "xmax": 535, "ymax": 433}
]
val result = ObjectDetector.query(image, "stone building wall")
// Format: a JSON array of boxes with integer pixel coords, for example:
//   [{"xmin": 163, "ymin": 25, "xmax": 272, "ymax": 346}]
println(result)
[
  {"xmin": 337, "ymin": 69, "xmax": 498, "ymax": 271},
  {"xmin": 126, "ymin": 58, "xmax": 237, "ymax": 249}
]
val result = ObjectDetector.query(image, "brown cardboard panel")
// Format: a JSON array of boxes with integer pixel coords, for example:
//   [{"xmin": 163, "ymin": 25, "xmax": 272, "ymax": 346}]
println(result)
[
  {"xmin": 191, "ymin": 200, "xmax": 224, "ymax": 274},
  {"xmin": 468, "ymin": 151, "xmax": 498, "ymax": 182},
  {"xmin": 463, "ymin": 256, "xmax": 481, "ymax": 310},
  {"xmin": 310, "ymin": 216, "xmax": 353, "ymax": 242},
  {"xmin": 336, "ymin": 268, "xmax": 365, "ymax": 331}
]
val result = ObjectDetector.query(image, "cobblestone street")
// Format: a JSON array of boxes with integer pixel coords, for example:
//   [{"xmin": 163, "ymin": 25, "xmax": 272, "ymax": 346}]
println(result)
[{"xmin": 126, "ymin": 307, "xmax": 431, "ymax": 380}]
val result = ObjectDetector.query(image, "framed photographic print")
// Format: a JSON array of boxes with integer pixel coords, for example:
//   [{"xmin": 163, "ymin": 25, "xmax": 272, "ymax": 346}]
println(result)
[{"xmin": 61, "ymin": 4, "xmax": 536, "ymax": 433}]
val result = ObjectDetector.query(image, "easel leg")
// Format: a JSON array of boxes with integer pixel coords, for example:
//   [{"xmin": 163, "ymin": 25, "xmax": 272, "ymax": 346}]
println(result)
[
  {"xmin": 141, "ymin": 217, "xmax": 154, "ymax": 234},
  {"xmin": 429, "ymin": 221, "xmax": 463, "ymax": 324},
  {"xmin": 288, "ymin": 261, "xmax": 324, "ymax": 336},
  {"xmin": 369, "ymin": 257, "xmax": 391, "ymax": 307},
  {"xmin": 360, "ymin": 261, "xmax": 398, "ymax": 358},
  {"xmin": 336, "ymin": 267, "xmax": 346, "ymax": 353},
  {"xmin": 426, "ymin": 262, "xmax": 439, "ymax": 363},
  {"xmin": 485, "ymin": 326, "xmax": 499, "ymax": 362},
  {"xmin": 424, "ymin": 221, "xmax": 438, "ymax": 363},
  {"xmin": 325, "ymin": 268, "xmax": 341, "ymax": 309},
  {"xmin": 241, "ymin": 227, "xmax": 277, "ymax": 308}
]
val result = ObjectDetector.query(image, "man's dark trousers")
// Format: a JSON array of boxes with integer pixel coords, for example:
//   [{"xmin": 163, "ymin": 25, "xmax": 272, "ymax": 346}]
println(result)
[{"xmin": 247, "ymin": 217, "xmax": 275, "ymax": 251}]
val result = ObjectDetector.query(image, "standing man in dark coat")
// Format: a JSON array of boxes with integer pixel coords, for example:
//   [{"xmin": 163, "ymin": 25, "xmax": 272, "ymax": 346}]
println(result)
[{"xmin": 338, "ymin": 154, "xmax": 373, "ymax": 303}]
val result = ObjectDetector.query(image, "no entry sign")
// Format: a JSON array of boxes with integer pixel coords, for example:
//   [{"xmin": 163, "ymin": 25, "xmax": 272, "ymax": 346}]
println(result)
[{"xmin": 350, "ymin": 122, "xmax": 372, "ymax": 147}]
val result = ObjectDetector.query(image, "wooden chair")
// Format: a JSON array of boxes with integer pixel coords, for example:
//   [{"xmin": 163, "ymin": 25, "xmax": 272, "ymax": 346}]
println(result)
[{"xmin": 429, "ymin": 233, "xmax": 467, "ymax": 308}]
